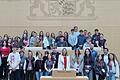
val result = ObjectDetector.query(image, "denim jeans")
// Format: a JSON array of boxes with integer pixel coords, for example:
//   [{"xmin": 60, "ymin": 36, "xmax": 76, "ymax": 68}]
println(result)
[
  {"xmin": 44, "ymin": 71, "xmax": 52, "ymax": 76},
  {"xmin": 84, "ymin": 70, "xmax": 93, "ymax": 80},
  {"xmin": 107, "ymin": 74, "xmax": 116, "ymax": 80},
  {"xmin": 36, "ymin": 71, "xmax": 43, "ymax": 80}
]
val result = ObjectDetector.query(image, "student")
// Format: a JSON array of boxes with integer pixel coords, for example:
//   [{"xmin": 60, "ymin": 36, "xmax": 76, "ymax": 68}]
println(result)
[
  {"xmin": 3, "ymin": 34, "xmax": 9, "ymax": 41},
  {"xmin": 24, "ymin": 50, "xmax": 35, "ymax": 80},
  {"xmin": 22, "ymin": 33, "xmax": 29, "ymax": 47},
  {"xmin": 83, "ymin": 48, "xmax": 93, "ymax": 80},
  {"xmin": 51, "ymin": 48, "xmax": 60, "ymax": 68},
  {"xmin": 83, "ymin": 30, "xmax": 88, "ymax": 37},
  {"xmin": 8, "ymin": 38, "xmax": 13, "ymax": 52},
  {"xmin": 13, "ymin": 36, "xmax": 22, "ymax": 48},
  {"xmin": 90, "ymin": 44, "xmax": 98, "ymax": 80},
  {"xmin": 74, "ymin": 26, "xmax": 80, "ymax": 37},
  {"xmin": 50, "ymin": 32, "xmax": 56, "ymax": 48},
  {"xmin": 44, "ymin": 53, "xmax": 54, "ymax": 76},
  {"xmin": 0, "ymin": 36, "xmax": 3, "ymax": 47},
  {"xmin": 34, "ymin": 51, "xmax": 39, "ymax": 61},
  {"xmin": 68, "ymin": 29, "xmax": 78, "ymax": 50},
  {"xmin": 39, "ymin": 31, "xmax": 44, "ymax": 47},
  {"xmin": 7, "ymin": 46, "xmax": 21, "ymax": 80},
  {"xmin": 103, "ymin": 48, "xmax": 109, "ymax": 65},
  {"xmin": 35, "ymin": 52, "xmax": 44, "ymax": 80},
  {"xmin": 0, "ymin": 52, "xmax": 2, "ymax": 79},
  {"xmin": 43, "ymin": 32, "xmax": 51, "ymax": 49},
  {"xmin": 64, "ymin": 32, "xmax": 69, "ymax": 45},
  {"xmin": 23, "ymin": 29, "xmax": 29, "ymax": 37},
  {"xmin": 83, "ymin": 38, "xmax": 92, "ymax": 50},
  {"xmin": 95, "ymin": 54, "xmax": 107, "ymax": 80},
  {"xmin": 19, "ymin": 47, "xmax": 26, "ymax": 80},
  {"xmin": 0, "ymin": 40, "xmax": 10, "ymax": 80},
  {"xmin": 29, "ymin": 31, "xmax": 37, "ymax": 47},
  {"xmin": 58, "ymin": 48, "xmax": 70, "ymax": 70},
  {"xmin": 57, "ymin": 36, "xmax": 68, "ymax": 47},
  {"xmin": 98, "ymin": 33, "xmax": 107, "ymax": 49},
  {"xmin": 71, "ymin": 49, "xmax": 84, "ymax": 76},
  {"xmin": 92, "ymin": 29, "xmax": 100, "ymax": 47},
  {"xmin": 77, "ymin": 30, "xmax": 86, "ymax": 49},
  {"xmin": 34, "ymin": 37, "xmax": 41, "ymax": 47},
  {"xmin": 55, "ymin": 31, "xmax": 63, "ymax": 43},
  {"xmin": 43, "ymin": 51, "xmax": 49, "ymax": 76},
  {"xmin": 107, "ymin": 53, "xmax": 119, "ymax": 80}
]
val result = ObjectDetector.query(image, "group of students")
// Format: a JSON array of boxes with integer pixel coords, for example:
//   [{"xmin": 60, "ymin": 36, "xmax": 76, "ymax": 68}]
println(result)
[
  {"xmin": 0, "ymin": 26, "xmax": 107, "ymax": 50},
  {"xmin": 0, "ymin": 26, "xmax": 119, "ymax": 80},
  {"xmin": 0, "ymin": 46, "xmax": 119, "ymax": 80}
]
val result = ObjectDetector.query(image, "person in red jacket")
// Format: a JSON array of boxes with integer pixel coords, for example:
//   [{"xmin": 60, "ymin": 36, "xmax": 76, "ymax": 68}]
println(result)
[{"xmin": 0, "ymin": 40, "xmax": 10, "ymax": 80}]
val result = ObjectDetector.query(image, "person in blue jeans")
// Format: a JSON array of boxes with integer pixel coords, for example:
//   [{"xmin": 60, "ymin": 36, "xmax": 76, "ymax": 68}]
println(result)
[
  {"xmin": 44, "ymin": 53, "xmax": 54, "ymax": 76},
  {"xmin": 107, "ymin": 53, "xmax": 119, "ymax": 80},
  {"xmin": 35, "ymin": 52, "xmax": 44, "ymax": 80},
  {"xmin": 83, "ymin": 48, "xmax": 94, "ymax": 80}
]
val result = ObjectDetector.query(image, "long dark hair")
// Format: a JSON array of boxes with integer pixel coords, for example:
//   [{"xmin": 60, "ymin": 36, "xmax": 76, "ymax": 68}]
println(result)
[
  {"xmin": 62, "ymin": 48, "xmax": 68, "ymax": 56},
  {"xmin": 84, "ymin": 48, "xmax": 92, "ymax": 58},
  {"xmin": 39, "ymin": 31, "xmax": 44, "ymax": 41},
  {"xmin": 108, "ymin": 53, "xmax": 116, "ymax": 67},
  {"xmin": 2, "ymin": 40, "xmax": 8, "ymax": 47},
  {"xmin": 75, "ymin": 49, "xmax": 81, "ymax": 57},
  {"xmin": 84, "ymin": 48, "xmax": 92, "ymax": 64},
  {"xmin": 96, "ymin": 54, "xmax": 104, "ymax": 62}
]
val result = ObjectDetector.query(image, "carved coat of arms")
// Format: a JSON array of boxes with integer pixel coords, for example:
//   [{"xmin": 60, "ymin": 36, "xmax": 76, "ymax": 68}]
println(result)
[{"xmin": 29, "ymin": 0, "xmax": 96, "ymax": 20}]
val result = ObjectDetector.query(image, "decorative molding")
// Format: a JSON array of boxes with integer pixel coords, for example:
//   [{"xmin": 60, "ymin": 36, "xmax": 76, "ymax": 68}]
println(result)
[{"xmin": 28, "ymin": 0, "xmax": 96, "ymax": 20}]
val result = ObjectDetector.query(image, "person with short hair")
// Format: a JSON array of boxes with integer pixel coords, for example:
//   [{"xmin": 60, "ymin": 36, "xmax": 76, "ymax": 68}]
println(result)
[
  {"xmin": 57, "ymin": 36, "xmax": 68, "ymax": 47},
  {"xmin": 77, "ymin": 30, "xmax": 86, "ymax": 49},
  {"xmin": 68, "ymin": 29, "xmax": 78, "ymax": 50},
  {"xmin": 92, "ymin": 29, "xmax": 100, "ymax": 47},
  {"xmin": 74, "ymin": 26, "xmax": 80, "ymax": 37},
  {"xmin": 7, "ymin": 46, "xmax": 21, "ymax": 80},
  {"xmin": 55, "ymin": 31, "xmax": 63, "ymax": 43},
  {"xmin": 19, "ymin": 47, "xmax": 26, "ymax": 80},
  {"xmin": 103, "ymin": 48, "xmax": 109, "ymax": 65}
]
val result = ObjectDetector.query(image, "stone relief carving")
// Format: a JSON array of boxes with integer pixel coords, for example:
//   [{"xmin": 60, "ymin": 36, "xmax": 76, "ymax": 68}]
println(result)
[{"xmin": 29, "ymin": 0, "xmax": 96, "ymax": 20}]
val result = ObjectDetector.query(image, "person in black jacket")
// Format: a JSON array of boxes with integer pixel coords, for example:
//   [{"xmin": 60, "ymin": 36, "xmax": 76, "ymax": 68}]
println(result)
[
  {"xmin": 24, "ymin": 50, "xmax": 35, "ymax": 80},
  {"xmin": 95, "ymin": 54, "xmax": 107, "ymax": 80},
  {"xmin": 83, "ymin": 48, "xmax": 94, "ymax": 80},
  {"xmin": 35, "ymin": 52, "xmax": 44, "ymax": 80}
]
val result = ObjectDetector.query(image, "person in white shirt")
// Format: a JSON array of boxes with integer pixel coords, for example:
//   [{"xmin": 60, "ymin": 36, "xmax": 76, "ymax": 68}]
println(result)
[
  {"xmin": 7, "ymin": 46, "xmax": 21, "ymax": 80},
  {"xmin": 83, "ymin": 38, "xmax": 92, "ymax": 50},
  {"xmin": 58, "ymin": 48, "xmax": 70, "ymax": 70},
  {"xmin": 103, "ymin": 48, "xmax": 109, "ymax": 65},
  {"xmin": 107, "ymin": 53, "xmax": 119, "ymax": 80},
  {"xmin": 43, "ymin": 32, "xmax": 51, "ymax": 49}
]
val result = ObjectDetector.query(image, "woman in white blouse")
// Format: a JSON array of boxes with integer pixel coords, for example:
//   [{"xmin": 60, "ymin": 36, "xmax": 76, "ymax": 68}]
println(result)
[{"xmin": 58, "ymin": 48, "xmax": 70, "ymax": 70}]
